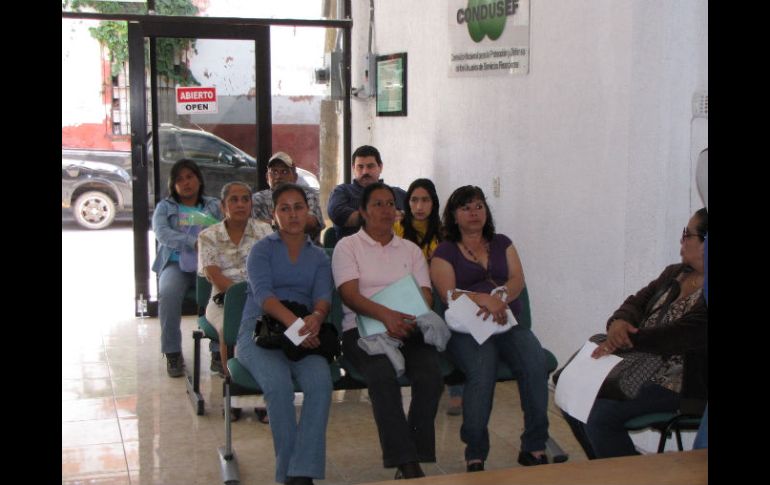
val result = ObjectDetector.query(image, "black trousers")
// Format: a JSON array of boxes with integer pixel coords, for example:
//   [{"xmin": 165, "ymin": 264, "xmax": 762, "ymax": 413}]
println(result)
[{"xmin": 343, "ymin": 329, "xmax": 444, "ymax": 468}]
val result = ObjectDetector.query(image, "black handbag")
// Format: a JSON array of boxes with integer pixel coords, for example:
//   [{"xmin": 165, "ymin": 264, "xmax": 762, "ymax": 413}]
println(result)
[{"xmin": 254, "ymin": 300, "xmax": 341, "ymax": 363}]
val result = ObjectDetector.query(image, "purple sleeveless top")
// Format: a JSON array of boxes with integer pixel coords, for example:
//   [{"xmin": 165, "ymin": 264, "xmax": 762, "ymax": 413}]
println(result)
[{"xmin": 433, "ymin": 233, "xmax": 523, "ymax": 317}]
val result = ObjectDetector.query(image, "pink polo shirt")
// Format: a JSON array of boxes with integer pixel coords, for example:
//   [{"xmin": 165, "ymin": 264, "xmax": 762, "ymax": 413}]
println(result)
[{"xmin": 331, "ymin": 228, "xmax": 431, "ymax": 332}]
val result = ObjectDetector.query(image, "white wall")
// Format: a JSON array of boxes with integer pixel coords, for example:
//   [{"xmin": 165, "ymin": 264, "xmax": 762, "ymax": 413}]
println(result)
[
  {"xmin": 350, "ymin": 0, "xmax": 708, "ymax": 368},
  {"xmin": 62, "ymin": 18, "xmax": 107, "ymax": 126}
]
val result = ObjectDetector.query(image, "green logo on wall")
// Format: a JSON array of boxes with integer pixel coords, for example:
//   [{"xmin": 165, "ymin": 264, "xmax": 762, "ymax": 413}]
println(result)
[{"xmin": 456, "ymin": 0, "xmax": 519, "ymax": 43}]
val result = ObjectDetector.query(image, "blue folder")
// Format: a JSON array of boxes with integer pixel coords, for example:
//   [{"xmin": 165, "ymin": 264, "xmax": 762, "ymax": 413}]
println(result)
[{"xmin": 356, "ymin": 274, "xmax": 431, "ymax": 337}]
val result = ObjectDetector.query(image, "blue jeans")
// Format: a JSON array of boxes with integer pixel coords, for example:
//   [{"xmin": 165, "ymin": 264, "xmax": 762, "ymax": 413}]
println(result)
[
  {"xmin": 693, "ymin": 403, "xmax": 708, "ymax": 449},
  {"xmin": 562, "ymin": 382, "xmax": 680, "ymax": 459},
  {"xmin": 447, "ymin": 327, "xmax": 549, "ymax": 461},
  {"xmin": 238, "ymin": 344, "xmax": 332, "ymax": 483},
  {"xmin": 158, "ymin": 262, "xmax": 216, "ymax": 354},
  {"xmin": 158, "ymin": 262, "xmax": 195, "ymax": 354}
]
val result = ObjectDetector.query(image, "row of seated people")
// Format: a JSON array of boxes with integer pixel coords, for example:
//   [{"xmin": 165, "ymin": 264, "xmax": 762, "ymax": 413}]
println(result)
[
  {"xmin": 153, "ymin": 156, "xmax": 707, "ymax": 485},
  {"xmin": 231, "ymin": 180, "xmax": 551, "ymax": 484}
]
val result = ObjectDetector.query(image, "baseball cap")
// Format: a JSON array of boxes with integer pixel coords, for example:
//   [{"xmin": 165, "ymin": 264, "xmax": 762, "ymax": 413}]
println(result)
[{"xmin": 267, "ymin": 151, "xmax": 295, "ymax": 168}]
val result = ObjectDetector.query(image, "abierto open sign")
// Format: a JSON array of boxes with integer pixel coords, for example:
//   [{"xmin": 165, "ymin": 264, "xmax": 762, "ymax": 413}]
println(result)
[{"xmin": 176, "ymin": 87, "xmax": 218, "ymax": 114}]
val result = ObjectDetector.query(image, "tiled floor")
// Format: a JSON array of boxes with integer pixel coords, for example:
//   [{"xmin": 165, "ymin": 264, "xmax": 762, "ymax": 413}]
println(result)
[{"xmin": 62, "ymin": 222, "xmax": 588, "ymax": 484}]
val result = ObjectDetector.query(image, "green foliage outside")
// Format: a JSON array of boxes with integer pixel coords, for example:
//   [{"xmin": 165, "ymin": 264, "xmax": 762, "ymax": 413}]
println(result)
[{"xmin": 65, "ymin": 0, "xmax": 200, "ymax": 85}]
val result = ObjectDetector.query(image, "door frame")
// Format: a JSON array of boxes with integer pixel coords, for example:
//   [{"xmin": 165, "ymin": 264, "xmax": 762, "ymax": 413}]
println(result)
[{"xmin": 62, "ymin": 11, "xmax": 352, "ymax": 316}]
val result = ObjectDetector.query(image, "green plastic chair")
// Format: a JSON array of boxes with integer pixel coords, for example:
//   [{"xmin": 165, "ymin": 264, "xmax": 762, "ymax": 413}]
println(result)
[
  {"xmin": 322, "ymin": 227, "xmax": 338, "ymax": 249},
  {"xmin": 624, "ymin": 412, "xmax": 703, "ymax": 453}
]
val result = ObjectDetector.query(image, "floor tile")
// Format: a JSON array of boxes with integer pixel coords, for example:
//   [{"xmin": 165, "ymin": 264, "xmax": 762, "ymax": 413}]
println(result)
[
  {"xmin": 62, "ymin": 378, "xmax": 114, "ymax": 401},
  {"xmin": 61, "ymin": 472, "xmax": 131, "ymax": 485},
  {"xmin": 62, "ymin": 443, "xmax": 128, "ymax": 477},
  {"xmin": 62, "ymin": 397, "xmax": 118, "ymax": 422},
  {"xmin": 63, "ymin": 419, "xmax": 123, "ymax": 447},
  {"xmin": 63, "ymin": 362, "xmax": 112, "ymax": 380}
]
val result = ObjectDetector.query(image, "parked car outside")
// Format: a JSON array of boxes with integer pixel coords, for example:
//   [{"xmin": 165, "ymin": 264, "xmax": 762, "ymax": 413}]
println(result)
[
  {"xmin": 62, "ymin": 153, "xmax": 133, "ymax": 230},
  {"xmin": 150, "ymin": 124, "xmax": 320, "ymax": 193},
  {"xmin": 62, "ymin": 124, "xmax": 320, "ymax": 230}
]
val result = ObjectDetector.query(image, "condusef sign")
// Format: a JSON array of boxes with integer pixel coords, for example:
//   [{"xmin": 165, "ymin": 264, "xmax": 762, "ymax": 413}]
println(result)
[
  {"xmin": 448, "ymin": 0, "xmax": 530, "ymax": 77},
  {"xmin": 176, "ymin": 87, "xmax": 218, "ymax": 115}
]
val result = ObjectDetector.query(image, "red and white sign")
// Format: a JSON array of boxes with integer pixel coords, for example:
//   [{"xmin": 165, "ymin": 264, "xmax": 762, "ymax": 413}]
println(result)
[{"xmin": 176, "ymin": 86, "xmax": 218, "ymax": 115}]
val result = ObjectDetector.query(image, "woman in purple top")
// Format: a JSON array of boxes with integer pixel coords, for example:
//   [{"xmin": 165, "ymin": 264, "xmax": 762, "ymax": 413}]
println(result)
[{"xmin": 430, "ymin": 185, "xmax": 550, "ymax": 472}]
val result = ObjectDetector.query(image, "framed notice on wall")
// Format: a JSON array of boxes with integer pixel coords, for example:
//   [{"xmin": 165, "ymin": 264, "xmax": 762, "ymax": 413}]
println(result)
[{"xmin": 376, "ymin": 53, "xmax": 407, "ymax": 116}]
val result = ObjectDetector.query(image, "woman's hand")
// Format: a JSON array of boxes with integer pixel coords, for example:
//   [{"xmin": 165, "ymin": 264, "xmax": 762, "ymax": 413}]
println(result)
[
  {"xmin": 476, "ymin": 294, "xmax": 509, "ymax": 325},
  {"xmin": 299, "ymin": 312, "xmax": 323, "ymax": 349},
  {"xmin": 381, "ymin": 308, "xmax": 417, "ymax": 340},
  {"xmin": 592, "ymin": 319, "xmax": 638, "ymax": 358}
]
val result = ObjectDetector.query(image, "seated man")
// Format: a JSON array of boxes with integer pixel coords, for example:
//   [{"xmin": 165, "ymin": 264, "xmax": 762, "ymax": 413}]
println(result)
[
  {"xmin": 252, "ymin": 151, "xmax": 325, "ymax": 244},
  {"xmin": 327, "ymin": 145, "xmax": 406, "ymax": 241}
]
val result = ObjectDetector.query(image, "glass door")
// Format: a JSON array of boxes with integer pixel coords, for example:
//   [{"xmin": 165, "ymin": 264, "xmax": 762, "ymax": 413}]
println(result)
[{"xmin": 128, "ymin": 21, "xmax": 271, "ymax": 316}]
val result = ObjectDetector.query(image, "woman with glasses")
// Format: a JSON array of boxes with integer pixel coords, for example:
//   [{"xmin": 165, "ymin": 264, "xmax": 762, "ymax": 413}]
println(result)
[
  {"xmin": 430, "ymin": 185, "xmax": 550, "ymax": 471},
  {"xmin": 562, "ymin": 208, "xmax": 708, "ymax": 459}
]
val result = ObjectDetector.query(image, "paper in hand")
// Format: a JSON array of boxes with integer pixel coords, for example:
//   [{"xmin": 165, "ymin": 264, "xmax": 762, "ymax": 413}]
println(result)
[
  {"xmin": 554, "ymin": 341, "xmax": 623, "ymax": 423},
  {"xmin": 283, "ymin": 318, "xmax": 309, "ymax": 346}
]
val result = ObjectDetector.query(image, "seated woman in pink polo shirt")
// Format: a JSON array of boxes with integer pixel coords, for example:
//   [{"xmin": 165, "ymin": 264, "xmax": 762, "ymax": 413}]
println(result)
[{"xmin": 331, "ymin": 182, "xmax": 444, "ymax": 480}]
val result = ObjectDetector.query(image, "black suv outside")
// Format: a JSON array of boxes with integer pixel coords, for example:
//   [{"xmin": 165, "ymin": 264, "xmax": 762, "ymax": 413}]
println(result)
[{"xmin": 62, "ymin": 124, "xmax": 319, "ymax": 229}]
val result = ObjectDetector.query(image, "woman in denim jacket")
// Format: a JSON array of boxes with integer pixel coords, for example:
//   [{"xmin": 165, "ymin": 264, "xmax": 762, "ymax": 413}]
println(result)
[{"xmin": 152, "ymin": 159, "xmax": 222, "ymax": 377}]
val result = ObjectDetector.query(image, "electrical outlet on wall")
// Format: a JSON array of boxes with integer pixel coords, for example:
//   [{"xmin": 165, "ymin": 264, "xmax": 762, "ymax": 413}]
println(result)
[
  {"xmin": 492, "ymin": 177, "xmax": 500, "ymax": 197},
  {"xmin": 692, "ymin": 92, "xmax": 708, "ymax": 118}
]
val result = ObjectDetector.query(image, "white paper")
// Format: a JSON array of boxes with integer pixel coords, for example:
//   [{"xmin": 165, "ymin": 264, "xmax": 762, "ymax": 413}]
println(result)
[
  {"xmin": 449, "ymin": 293, "xmax": 517, "ymax": 345},
  {"xmin": 554, "ymin": 341, "xmax": 623, "ymax": 423},
  {"xmin": 283, "ymin": 317, "xmax": 308, "ymax": 346}
]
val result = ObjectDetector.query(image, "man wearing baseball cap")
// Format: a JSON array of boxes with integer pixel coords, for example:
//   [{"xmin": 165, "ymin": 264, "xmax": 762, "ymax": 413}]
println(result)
[{"xmin": 252, "ymin": 151, "xmax": 325, "ymax": 243}]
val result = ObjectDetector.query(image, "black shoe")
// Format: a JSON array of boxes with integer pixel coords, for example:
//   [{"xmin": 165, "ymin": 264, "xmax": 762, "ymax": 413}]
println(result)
[
  {"xmin": 210, "ymin": 351, "xmax": 224, "ymax": 375},
  {"xmin": 517, "ymin": 451, "xmax": 548, "ymax": 466},
  {"xmin": 285, "ymin": 477, "xmax": 314, "ymax": 485},
  {"xmin": 466, "ymin": 461, "xmax": 484, "ymax": 472},
  {"xmin": 222, "ymin": 407, "xmax": 242, "ymax": 422},
  {"xmin": 165, "ymin": 352, "xmax": 185, "ymax": 378},
  {"xmin": 394, "ymin": 462, "xmax": 425, "ymax": 479},
  {"xmin": 255, "ymin": 407, "xmax": 269, "ymax": 424}
]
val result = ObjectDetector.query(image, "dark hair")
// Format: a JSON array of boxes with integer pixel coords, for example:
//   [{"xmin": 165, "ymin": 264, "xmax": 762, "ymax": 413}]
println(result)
[
  {"xmin": 360, "ymin": 182, "xmax": 396, "ymax": 227},
  {"xmin": 693, "ymin": 207, "xmax": 708, "ymax": 239},
  {"xmin": 271, "ymin": 182, "xmax": 308, "ymax": 207},
  {"xmin": 352, "ymin": 145, "xmax": 382, "ymax": 166},
  {"xmin": 168, "ymin": 159, "xmax": 205, "ymax": 204},
  {"xmin": 442, "ymin": 185, "xmax": 496, "ymax": 242},
  {"xmin": 402, "ymin": 178, "xmax": 442, "ymax": 250}
]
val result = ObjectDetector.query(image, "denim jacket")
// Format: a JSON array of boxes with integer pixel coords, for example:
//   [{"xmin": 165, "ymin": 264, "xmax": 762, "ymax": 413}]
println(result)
[{"xmin": 151, "ymin": 195, "xmax": 222, "ymax": 273}]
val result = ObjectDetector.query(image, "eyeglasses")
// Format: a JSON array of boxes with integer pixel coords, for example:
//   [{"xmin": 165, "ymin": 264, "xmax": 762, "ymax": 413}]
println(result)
[
  {"xmin": 681, "ymin": 227, "xmax": 704, "ymax": 243},
  {"xmin": 269, "ymin": 168, "xmax": 291, "ymax": 177}
]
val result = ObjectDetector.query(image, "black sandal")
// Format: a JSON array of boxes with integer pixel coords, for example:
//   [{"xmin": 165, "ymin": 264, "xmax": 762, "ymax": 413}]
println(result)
[
  {"xmin": 222, "ymin": 406, "xmax": 242, "ymax": 422},
  {"xmin": 255, "ymin": 407, "xmax": 269, "ymax": 424}
]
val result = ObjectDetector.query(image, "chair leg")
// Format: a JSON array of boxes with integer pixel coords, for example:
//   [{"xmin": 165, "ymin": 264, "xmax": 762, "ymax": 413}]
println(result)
[
  {"xmin": 546, "ymin": 437, "xmax": 569, "ymax": 463},
  {"xmin": 218, "ymin": 375, "xmax": 241, "ymax": 484},
  {"xmin": 675, "ymin": 428, "xmax": 684, "ymax": 451},
  {"xmin": 656, "ymin": 428, "xmax": 670, "ymax": 453},
  {"xmin": 185, "ymin": 330, "xmax": 205, "ymax": 415}
]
